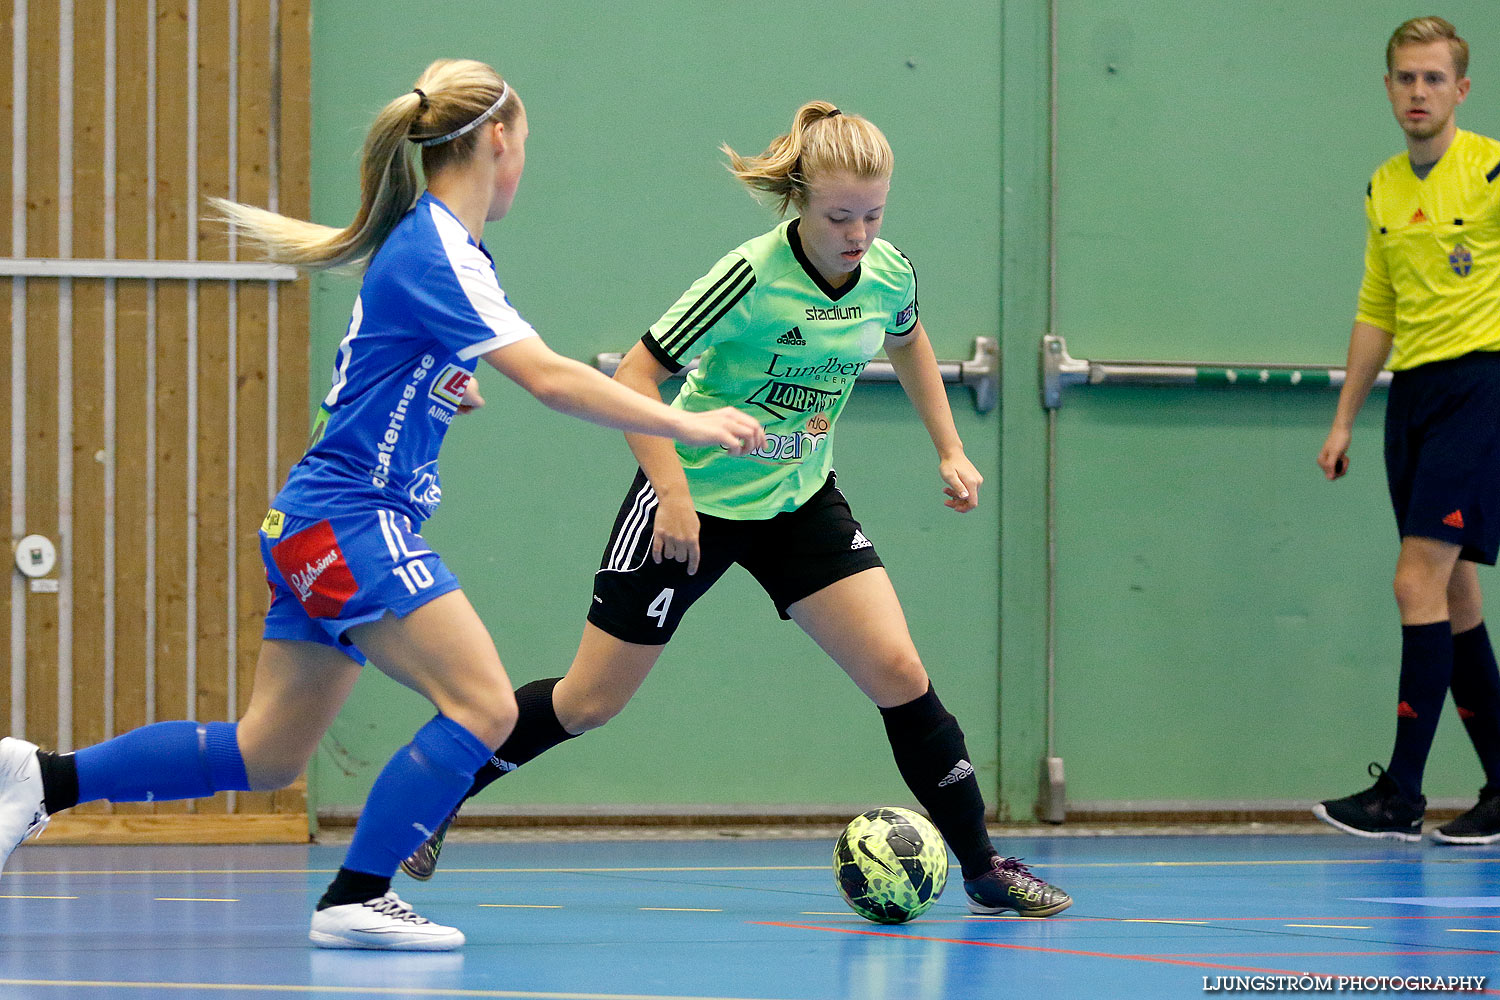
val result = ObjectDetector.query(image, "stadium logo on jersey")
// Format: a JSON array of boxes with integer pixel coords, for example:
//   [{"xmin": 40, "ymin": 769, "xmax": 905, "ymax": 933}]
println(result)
[
  {"xmin": 1450, "ymin": 242, "xmax": 1473, "ymax": 277},
  {"xmin": 271, "ymin": 520, "xmax": 359, "ymax": 619},
  {"xmin": 429, "ymin": 363, "xmax": 472, "ymax": 409},
  {"xmin": 406, "ymin": 460, "xmax": 443, "ymax": 518},
  {"xmin": 893, "ymin": 302, "xmax": 916, "ymax": 329},
  {"xmin": 776, "ymin": 326, "xmax": 807, "ymax": 346},
  {"xmin": 804, "ymin": 305, "xmax": 861, "ymax": 321}
]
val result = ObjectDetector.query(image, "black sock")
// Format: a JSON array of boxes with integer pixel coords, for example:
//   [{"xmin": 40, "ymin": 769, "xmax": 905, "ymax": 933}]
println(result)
[
  {"xmin": 1451, "ymin": 622, "xmax": 1500, "ymax": 790},
  {"xmin": 880, "ymin": 682, "xmax": 996, "ymax": 880},
  {"xmin": 1387, "ymin": 621, "xmax": 1454, "ymax": 802},
  {"xmin": 316, "ymin": 868, "xmax": 392, "ymax": 910},
  {"xmin": 35, "ymin": 750, "xmax": 79, "ymax": 814},
  {"xmin": 466, "ymin": 678, "xmax": 578, "ymax": 798}
]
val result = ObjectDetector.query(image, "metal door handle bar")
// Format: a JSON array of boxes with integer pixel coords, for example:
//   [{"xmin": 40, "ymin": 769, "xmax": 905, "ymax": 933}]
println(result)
[
  {"xmin": 1040, "ymin": 333, "xmax": 1392, "ymax": 409},
  {"xmin": 594, "ymin": 336, "xmax": 999, "ymax": 414}
]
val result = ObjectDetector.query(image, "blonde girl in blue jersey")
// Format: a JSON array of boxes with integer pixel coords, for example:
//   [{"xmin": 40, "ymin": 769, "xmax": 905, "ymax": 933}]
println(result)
[
  {"xmin": 405, "ymin": 101, "xmax": 1072, "ymax": 917},
  {"xmin": 0, "ymin": 58, "xmax": 765, "ymax": 951}
]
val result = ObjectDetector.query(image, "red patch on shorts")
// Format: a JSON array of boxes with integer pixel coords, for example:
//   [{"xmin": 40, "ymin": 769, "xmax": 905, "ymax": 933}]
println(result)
[
  {"xmin": 270, "ymin": 520, "xmax": 359, "ymax": 619},
  {"xmin": 1397, "ymin": 700, "xmax": 1420, "ymax": 720}
]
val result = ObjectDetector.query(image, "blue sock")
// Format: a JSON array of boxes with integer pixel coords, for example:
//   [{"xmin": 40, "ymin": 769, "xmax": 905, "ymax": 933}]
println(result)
[
  {"xmin": 75, "ymin": 721, "xmax": 251, "ymax": 803},
  {"xmin": 343, "ymin": 715, "xmax": 492, "ymax": 877}
]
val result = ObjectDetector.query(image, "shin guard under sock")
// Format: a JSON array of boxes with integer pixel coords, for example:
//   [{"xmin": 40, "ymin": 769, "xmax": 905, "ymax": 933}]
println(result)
[
  {"xmin": 70, "ymin": 721, "xmax": 250, "ymax": 805},
  {"xmin": 466, "ymin": 678, "xmax": 578, "ymax": 798},
  {"xmin": 1451, "ymin": 622, "xmax": 1500, "ymax": 789},
  {"xmin": 339, "ymin": 715, "xmax": 491, "ymax": 888},
  {"xmin": 1387, "ymin": 621, "xmax": 1454, "ymax": 802},
  {"xmin": 880, "ymin": 683, "xmax": 996, "ymax": 880}
]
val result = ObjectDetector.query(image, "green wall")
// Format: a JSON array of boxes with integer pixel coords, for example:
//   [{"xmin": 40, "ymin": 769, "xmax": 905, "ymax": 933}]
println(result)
[
  {"xmin": 305, "ymin": 1, "xmax": 1500, "ymax": 821},
  {"xmin": 306, "ymin": 1, "xmax": 1004, "ymax": 818},
  {"xmin": 1049, "ymin": 2, "xmax": 1500, "ymax": 808}
]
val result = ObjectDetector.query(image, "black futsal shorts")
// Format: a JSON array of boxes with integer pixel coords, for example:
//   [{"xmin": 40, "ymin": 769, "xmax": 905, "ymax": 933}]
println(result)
[
  {"xmin": 1385, "ymin": 349, "xmax": 1500, "ymax": 565},
  {"xmin": 587, "ymin": 469, "xmax": 884, "ymax": 644}
]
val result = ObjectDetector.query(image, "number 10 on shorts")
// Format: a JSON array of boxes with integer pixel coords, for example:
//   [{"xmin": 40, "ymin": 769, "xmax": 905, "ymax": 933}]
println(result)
[{"xmin": 393, "ymin": 559, "xmax": 436, "ymax": 594}]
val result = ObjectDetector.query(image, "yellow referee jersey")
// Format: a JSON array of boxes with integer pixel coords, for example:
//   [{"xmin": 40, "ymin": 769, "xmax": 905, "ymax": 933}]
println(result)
[{"xmin": 1357, "ymin": 128, "xmax": 1500, "ymax": 370}]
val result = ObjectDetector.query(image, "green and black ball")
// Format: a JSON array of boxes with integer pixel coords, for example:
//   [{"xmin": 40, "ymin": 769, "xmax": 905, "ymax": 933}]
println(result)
[{"xmin": 833, "ymin": 807, "xmax": 948, "ymax": 924}]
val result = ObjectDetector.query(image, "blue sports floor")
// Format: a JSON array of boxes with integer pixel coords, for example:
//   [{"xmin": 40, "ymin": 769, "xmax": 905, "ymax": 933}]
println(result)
[{"xmin": 0, "ymin": 832, "xmax": 1496, "ymax": 999}]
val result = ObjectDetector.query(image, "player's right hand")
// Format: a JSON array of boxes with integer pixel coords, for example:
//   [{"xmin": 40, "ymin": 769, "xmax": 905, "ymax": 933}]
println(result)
[
  {"xmin": 1317, "ymin": 427, "xmax": 1352, "ymax": 480},
  {"xmin": 676, "ymin": 407, "xmax": 766, "ymax": 456},
  {"xmin": 652, "ymin": 493, "xmax": 702, "ymax": 575}
]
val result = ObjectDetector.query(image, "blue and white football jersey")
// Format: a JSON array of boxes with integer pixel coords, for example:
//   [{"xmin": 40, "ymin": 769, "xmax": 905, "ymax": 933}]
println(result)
[{"xmin": 274, "ymin": 192, "xmax": 537, "ymax": 524}]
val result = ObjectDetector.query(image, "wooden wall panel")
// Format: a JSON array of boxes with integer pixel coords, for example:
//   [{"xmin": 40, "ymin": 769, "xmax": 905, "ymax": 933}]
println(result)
[
  {"xmin": 151, "ymin": 2, "xmax": 191, "ymax": 820},
  {"xmin": 109, "ymin": 0, "xmax": 154, "ymax": 817},
  {"xmin": 0, "ymin": 0, "xmax": 13, "ymax": 738},
  {"xmin": 7, "ymin": 1, "xmax": 310, "ymax": 831},
  {"xmin": 273, "ymin": 0, "xmax": 311, "ymax": 817},
  {"xmin": 195, "ymin": 1, "xmax": 232, "ymax": 814},
  {"xmin": 70, "ymin": 3, "xmax": 109, "ymax": 761},
  {"xmin": 24, "ymin": 2, "xmax": 59, "ymax": 750},
  {"xmin": 235, "ymin": 0, "xmax": 274, "ymax": 814}
]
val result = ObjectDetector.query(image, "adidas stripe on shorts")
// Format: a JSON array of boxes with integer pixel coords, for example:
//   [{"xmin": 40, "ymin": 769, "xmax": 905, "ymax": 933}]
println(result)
[
  {"xmin": 1385, "ymin": 349, "xmax": 1500, "ymax": 565},
  {"xmin": 588, "ymin": 469, "xmax": 884, "ymax": 644}
]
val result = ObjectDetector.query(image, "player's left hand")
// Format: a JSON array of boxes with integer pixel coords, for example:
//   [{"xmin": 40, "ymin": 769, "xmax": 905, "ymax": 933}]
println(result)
[
  {"xmin": 457, "ymin": 378, "xmax": 485, "ymax": 415},
  {"xmin": 940, "ymin": 453, "xmax": 982, "ymax": 513}
]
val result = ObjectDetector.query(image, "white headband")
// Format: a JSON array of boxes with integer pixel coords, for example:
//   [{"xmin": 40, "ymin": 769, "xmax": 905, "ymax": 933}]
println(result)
[{"xmin": 416, "ymin": 82, "xmax": 510, "ymax": 147}]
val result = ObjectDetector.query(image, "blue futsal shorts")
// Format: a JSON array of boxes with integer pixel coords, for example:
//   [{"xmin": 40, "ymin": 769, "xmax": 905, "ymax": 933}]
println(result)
[
  {"xmin": 1385, "ymin": 350, "xmax": 1500, "ymax": 566},
  {"xmin": 259, "ymin": 507, "xmax": 461, "ymax": 664}
]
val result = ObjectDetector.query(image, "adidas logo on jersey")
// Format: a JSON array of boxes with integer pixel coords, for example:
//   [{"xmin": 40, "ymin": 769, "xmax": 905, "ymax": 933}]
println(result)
[
  {"xmin": 938, "ymin": 759, "xmax": 975, "ymax": 788},
  {"xmin": 850, "ymin": 530, "xmax": 872, "ymax": 550},
  {"xmin": 776, "ymin": 326, "xmax": 806, "ymax": 346}
]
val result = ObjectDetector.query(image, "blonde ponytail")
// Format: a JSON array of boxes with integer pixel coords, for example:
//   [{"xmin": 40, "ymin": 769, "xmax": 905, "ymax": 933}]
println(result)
[
  {"xmin": 212, "ymin": 59, "xmax": 517, "ymax": 271},
  {"xmin": 722, "ymin": 100, "xmax": 893, "ymax": 216}
]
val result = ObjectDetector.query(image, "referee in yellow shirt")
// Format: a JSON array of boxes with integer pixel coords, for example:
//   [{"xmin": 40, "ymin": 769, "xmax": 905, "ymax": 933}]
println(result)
[{"xmin": 1316, "ymin": 16, "xmax": 1500, "ymax": 845}]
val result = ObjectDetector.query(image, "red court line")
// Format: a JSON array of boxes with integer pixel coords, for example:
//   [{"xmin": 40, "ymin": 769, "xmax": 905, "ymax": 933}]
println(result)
[
  {"xmin": 756, "ymin": 921, "xmax": 1500, "ymax": 993},
  {"xmin": 931, "ymin": 913, "xmax": 1500, "ymax": 923},
  {"xmin": 1158, "ymin": 951, "xmax": 1500, "ymax": 958}
]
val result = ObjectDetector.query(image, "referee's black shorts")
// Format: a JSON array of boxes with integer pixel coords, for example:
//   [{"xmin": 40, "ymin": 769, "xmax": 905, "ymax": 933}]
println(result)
[
  {"xmin": 587, "ymin": 469, "xmax": 884, "ymax": 644},
  {"xmin": 1385, "ymin": 349, "xmax": 1500, "ymax": 565}
]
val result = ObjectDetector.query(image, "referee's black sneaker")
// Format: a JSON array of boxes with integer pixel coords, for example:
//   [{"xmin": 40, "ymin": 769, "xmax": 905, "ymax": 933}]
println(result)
[
  {"xmin": 400, "ymin": 807, "xmax": 458, "ymax": 881},
  {"xmin": 963, "ymin": 856, "xmax": 1072, "ymax": 917},
  {"xmin": 1313, "ymin": 763, "xmax": 1424, "ymax": 842},
  {"xmin": 1431, "ymin": 786, "xmax": 1500, "ymax": 845}
]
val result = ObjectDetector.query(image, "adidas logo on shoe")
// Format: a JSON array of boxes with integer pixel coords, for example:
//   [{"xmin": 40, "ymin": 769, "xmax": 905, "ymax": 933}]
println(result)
[
  {"xmin": 938, "ymin": 759, "xmax": 975, "ymax": 788},
  {"xmin": 850, "ymin": 530, "xmax": 872, "ymax": 551},
  {"xmin": 775, "ymin": 326, "xmax": 806, "ymax": 346}
]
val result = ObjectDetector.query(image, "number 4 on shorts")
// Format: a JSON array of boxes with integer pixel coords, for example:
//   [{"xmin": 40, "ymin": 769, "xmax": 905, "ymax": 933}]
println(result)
[{"xmin": 647, "ymin": 588, "xmax": 674, "ymax": 627}]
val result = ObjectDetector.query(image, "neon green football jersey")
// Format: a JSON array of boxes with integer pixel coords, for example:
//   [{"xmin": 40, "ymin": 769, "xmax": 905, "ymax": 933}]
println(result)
[{"xmin": 643, "ymin": 218, "xmax": 919, "ymax": 519}]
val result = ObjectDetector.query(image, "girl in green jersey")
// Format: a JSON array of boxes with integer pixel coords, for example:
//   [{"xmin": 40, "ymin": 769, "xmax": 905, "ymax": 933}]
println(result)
[{"xmin": 407, "ymin": 101, "xmax": 1071, "ymax": 917}]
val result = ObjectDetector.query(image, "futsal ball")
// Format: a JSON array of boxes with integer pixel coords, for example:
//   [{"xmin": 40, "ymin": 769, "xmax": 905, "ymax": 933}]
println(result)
[{"xmin": 833, "ymin": 807, "xmax": 948, "ymax": 924}]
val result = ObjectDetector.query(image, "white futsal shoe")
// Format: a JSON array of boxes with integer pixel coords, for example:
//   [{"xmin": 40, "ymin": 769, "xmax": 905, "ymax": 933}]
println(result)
[
  {"xmin": 309, "ymin": 891, "xmax": 465, "ymax": 951},
  {"xmin": 0, "ymin": 736, "xmax": 49, "ymax": 876}
]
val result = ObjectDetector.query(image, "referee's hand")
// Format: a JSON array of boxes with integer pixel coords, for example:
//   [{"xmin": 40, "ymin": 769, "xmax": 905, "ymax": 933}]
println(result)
[{"xmin": 1317, "ymin": 427, "xmax": 1352, "ymax": 480}]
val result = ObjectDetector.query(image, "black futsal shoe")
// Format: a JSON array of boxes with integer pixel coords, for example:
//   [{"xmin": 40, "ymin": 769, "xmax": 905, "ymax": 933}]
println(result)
[
  {"xmin": 963, "ymin": 856, "xmax": 1072, "ymax": 917},
  {"xmin": 399, "ymin": 807, "xmax": 457, "ymax": 881},
  {"xmin": 1431, "ymin": 786, "xmax": 1500, "ymax": 845},
  {"xmin": 1313, "ymin": 763, "xmax": 1424, "ymax": 842}
]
